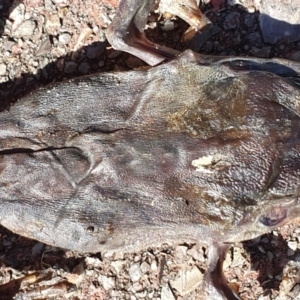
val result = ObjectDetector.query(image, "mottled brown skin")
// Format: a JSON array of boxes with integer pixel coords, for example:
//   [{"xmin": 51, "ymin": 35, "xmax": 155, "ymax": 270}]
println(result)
[{"xmin": 1, "ymin": 50, "xmax": 300, "ymax": 298}]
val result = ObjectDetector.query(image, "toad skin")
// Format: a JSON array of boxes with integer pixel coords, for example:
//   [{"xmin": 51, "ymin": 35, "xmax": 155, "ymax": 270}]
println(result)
[{"xmin": 1, "ymin": 50, "xmax": 300, "ymax": 299}]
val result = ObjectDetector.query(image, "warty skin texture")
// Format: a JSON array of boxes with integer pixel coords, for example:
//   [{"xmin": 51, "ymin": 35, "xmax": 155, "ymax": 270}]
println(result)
[{"xmin": 1, "ymin": 50, "xmax": 300, "ymax": 298}]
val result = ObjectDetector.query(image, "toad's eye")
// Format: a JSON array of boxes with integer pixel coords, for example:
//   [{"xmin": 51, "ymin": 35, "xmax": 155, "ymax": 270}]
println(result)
[{"xmin": 259, "ymin": 206, "xmax": 287, "ymax": 226}]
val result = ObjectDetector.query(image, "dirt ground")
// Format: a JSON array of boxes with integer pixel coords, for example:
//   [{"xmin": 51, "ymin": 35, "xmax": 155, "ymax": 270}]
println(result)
[{"xmin": 1, "ymin": 0, "xmax": 300, "ymax": 299}]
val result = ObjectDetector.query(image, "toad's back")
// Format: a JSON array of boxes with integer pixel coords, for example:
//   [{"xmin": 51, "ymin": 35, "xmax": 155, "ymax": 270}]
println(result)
[{"xmin": 0, "ymin": 51, "xmax": 300, "ymax": 254}]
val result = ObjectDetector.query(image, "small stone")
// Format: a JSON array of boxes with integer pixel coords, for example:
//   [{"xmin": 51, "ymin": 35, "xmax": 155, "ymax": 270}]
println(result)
[
  {"xmin": 287, "ymin": 248, "xmax": 295, "ymax": 256},
  {"xmin": 98, "ymin": 61, "xmax": 105, "ymax": 67},
  {"xmin": 243, "ymin": 44, "xmax": 250, "ymax": 51},
  {"xmin": 86, "ymin": 42, "xmax": 106, "ymax": 59},
  {"xmin": 267, "ymin": 251, "xmax": 274, "ymax": 261},
  {"xmin": 288, "ymin": 241, "xmax": 298, "ymax": 251},
  {"xmin": 250, "ymin": 46, "xmax": 271, "ymax": 58},
  {"xmin": 161, "ymin": 20, "xmax": 175, "ymax": 31},
  {"xmin": 140, "ymin": 261, "xmax": 151, "ymax": 274},
  {"xmin": 9, "ymin": 3, "xmax": 25, "ymax": 21},
  {"xmin": 187, "ymin": 245, "xmax": 205, "ymax": 262},
  {"xmin": 135, "ymin": 290, "xmax": 147, "ymax": 298},
  {"xmin": 72, "ymin": 27, "xmax": 93, "ymax": 55},
  {"xmin": 247, "ymin": 6, "xmax": 255, "ymax": 13},
  {"xmin": 44, "ymin": 0, "xmax": 55, "ymax": 9},
  {"xmin": 223, "ymin": 250, "xmax": 232, "ymax": 270},
  {"xmin": 36, "ymin": 38, "xmax": 52, "ymax": 56},
  {"xmin": 0, "ymin": 63, "xmax": 7, "ymax": 76},
  {"xmin": 151, "ymin": 260, "xmax": 158, "ymax": 272},
  {"xmin": 3, "ymin": 40, "xmax": 16, "ymax": 52},
  {"xmin": 86, "ymin": 270, "xmax": 94, "ymax": 276},
  {"xmin": 148, "ymin": 290, "xmax": 155, "ymax": 299},
  {"xmin": 56, "ymin": 58, "xmax": 65, "ymax": 72},
  {"xmin": 224, "ymin": 12, "xmax": 240, "ymax": 30},
  {"xmin": 279, "ymin": 261, "xmax": 300, "ymax": 297},
  {"xmin": 244, "ymin": 14, "xmax": 254, "ymax": 28},
  {"xmin": 170, "ymin": 266, "xmax": 203, "ymax": 295},
  {"xmin": 13, "ymin": 20, "xmax": 36, "ymax": 37},
  {"xmin": 129, "ymin": 263, "xmax": 142, "ymax": 282},
  {"xmin": 64, "ymin": 61, "xmax": 77, "ymax": 73},
  {"xmin": 67, "ymin": 262, "xmax": 85, "ymax": 286},
  {"xmin": 78, "ymin": 62, "xmax": 90, "ymax": 74},
  {"xmin": 85, "ymin": 256, "xmax": 102, "ymax": 268},
  {"xmin": 98, "ymin": 275, "xmax": 115, "ymax": 291},
  {"xmin": 275, "ymin": 273, "xmax": 283, "ymax": 281},
  {"xmin": 31, "ymin": 242, "xmax": 44, "ymax": 255},
  {"xmin": 132, "ymin": 282, "xmax": 143, "ymax": 292},
  {"xmin": 174, "ymin": 245, "xmax": 188, "ymax": 261},
  {"xmin": 45, "ymin": 14, "xmax": 61, "ymax": 34},
  {"xmin": 52, "ymin": 0, "xmax": 68, "ymax": 3},
  {"xmin": 59, "ymin": 33, "xmax": 72, "ymax": 44},
  {"xmin": 247, "ymin": 32, "xmax": 263, "ymax": 48},
  {"xmin": 111, "ymin": 290, "xmax": 121, "ymax": 297},
  {"xmin": 93, "ymin": 26, "xmax": 99, "ymax": 34},
  {"xmin": 231, "ymin": 247, "xmax": 246, "ymax": 268},
  {"xmin": 111, "ymin": 260, "xmax": 126, "ymax": 274},
  {"xmin": 161, "ymin": 284, "xmax": 175, "ymax": 300},
  {"xmin": 289, "ymin": 51, "xmax": 300, "ymax": 62},
  {"xmin": 134, "ymin": 255, "xmax": 141, "ymax": 262},
  {"xmin": 295, "ymin": 255, "xmax": 300, "ymax": 264}
]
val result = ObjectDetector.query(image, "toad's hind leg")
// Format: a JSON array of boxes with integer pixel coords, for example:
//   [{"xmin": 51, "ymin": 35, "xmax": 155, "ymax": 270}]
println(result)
[{"xmin": 204, "ymin": 244, "xmax": 241, "ymax": 300}]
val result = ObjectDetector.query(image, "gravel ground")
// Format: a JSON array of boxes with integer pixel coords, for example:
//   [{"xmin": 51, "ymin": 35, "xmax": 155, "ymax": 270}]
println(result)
[{"xmin": 1, "ymin": 0, "xmax": 300, "ymax": 299}]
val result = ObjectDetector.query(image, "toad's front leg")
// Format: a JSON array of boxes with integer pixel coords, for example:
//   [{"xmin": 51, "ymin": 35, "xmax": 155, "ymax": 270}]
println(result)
[{"xmin": 106, "ymin": 0, "xmax": 211, "ymax": 66}]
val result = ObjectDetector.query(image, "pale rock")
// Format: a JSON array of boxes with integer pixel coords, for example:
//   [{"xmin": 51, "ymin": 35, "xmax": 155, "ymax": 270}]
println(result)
[
  {"xmin": 161, "ymin": 284, "xmax": 175, "ymax": 300},
  {"xmin": 45, "ymin": 14, "xmax": 61, "ymax": 34},
  {"xmin": 187, "ymin": 245, "xmax": 205, "ymax": 262},
  {"xmin": 132, "ymin": 282, "xmax": 143, "ymax": 292},
  {"xmin": 111, "ymin": 260, "xmax": 126, "ymax": 275},
  {"xmin": 129, "ymin": 263, "xmax": 143, "ymax": 282},
  {"xmin": 135, "ymin": 290, "xmax": 147, "ymax": 298},
  {"xmin": 161, "ymin": 20, "xmax": 175, "ymax": 31},
  {"xmin": 230, "ymin": 247, "xmax": 246, "ymax": 268},
  {"xmin": 140, "ymin": 261, "xmax": 151, "ymax": 274},
  {"xmin": 13, "ymin": 20, "xmax": 36, "ymax": 37},
  {"xmin": 223, "ymin": 250, "xmax": 232, "ymax": 271},
  {"xmin": 279, "ymin": 261, "xmax": 300, "ymax": 297},
  {"xmin": 288, "ymin": 241, "xmax": 298, "ymax": 251},
  {"xmin": 0, "ymin": 63, "xmax": 7, "ymax": 76},
  {"xmin": 174, "ymin": 245, "xmax": 188, "ymax": 261},
  {"xmin": 9, "ymin": 3, "xmax": 25, "ymax": 21},
  {"xmin": 58, "ymin": 33, "xmax": 72, "ymax": 44},
  {"xmin": 98, "ymin": 275, "xmax": 115, "ymax": 291},
  {"xmin": 67, "ymin": 262, "xmax": 85, "ymax": 286},
  {"xmin": 151, "ymin": 260, "xmax": 158, "ymax": 272},
  {"xmin": 85, "ymin": 256, "xmax": 102, "ymax": 268},
  {"xmin": 170, "ymin": 266, "xmax": 203, "ymax": 295}
]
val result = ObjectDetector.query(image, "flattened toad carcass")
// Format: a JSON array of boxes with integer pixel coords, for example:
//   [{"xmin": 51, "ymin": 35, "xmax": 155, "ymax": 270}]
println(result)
[{"xmin": 2, "ymin": 50, "xmax": 300, "ymax": 299}]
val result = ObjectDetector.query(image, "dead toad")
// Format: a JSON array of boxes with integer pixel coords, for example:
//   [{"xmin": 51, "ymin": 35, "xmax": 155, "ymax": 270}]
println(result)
[{"xmin": 1, "ymin": 0, "xmax": 300, "ymax": 299}]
